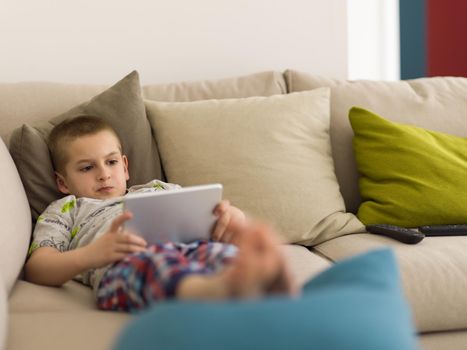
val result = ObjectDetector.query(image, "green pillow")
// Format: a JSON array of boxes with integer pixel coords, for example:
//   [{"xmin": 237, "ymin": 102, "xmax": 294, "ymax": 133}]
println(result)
[{"xmin": 350, "ymin": 106, "xmax": 467, "ymax": 227}]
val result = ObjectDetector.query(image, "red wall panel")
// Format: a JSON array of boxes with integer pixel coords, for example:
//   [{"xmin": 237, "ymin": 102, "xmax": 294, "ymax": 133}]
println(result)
[{"xmin": 427, "ymin": 0, "xmax": 467, "ymax": 77}]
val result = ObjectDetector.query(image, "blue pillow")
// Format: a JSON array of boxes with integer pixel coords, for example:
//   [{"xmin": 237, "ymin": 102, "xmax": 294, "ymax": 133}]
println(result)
[{"xmin": 114, "ymin": 249, "xmax": 420, "ymax": 350}]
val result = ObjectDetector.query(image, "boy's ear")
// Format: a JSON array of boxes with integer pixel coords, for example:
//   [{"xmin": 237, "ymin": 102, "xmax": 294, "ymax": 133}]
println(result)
[
  {"xmin": 123, "ymin": 155, "xmax": 130, "ymax": 181},
  {"xmin": 55, "ymin": 172, "xmax": 70, "ymax": 194}
]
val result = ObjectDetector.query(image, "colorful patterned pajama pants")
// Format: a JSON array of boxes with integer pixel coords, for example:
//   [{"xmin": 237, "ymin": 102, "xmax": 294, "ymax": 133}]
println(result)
[{"xmin": 96, "ymin": 240, "xmax": 237, "ymax": 312}]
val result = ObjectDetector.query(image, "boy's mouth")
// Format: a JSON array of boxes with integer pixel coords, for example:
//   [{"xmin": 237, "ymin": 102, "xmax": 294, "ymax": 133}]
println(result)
[{"xmin": 97, "ymin": 186, "xmax": 114, "ymax": 193}]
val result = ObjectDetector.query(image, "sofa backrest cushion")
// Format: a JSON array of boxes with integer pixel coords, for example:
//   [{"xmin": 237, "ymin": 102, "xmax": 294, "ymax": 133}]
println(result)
[
  {"xmin": 146, "ymin": 89, "xmax": 364, "ymax": 246},
  {"xmin": 285, "ymin": 70, "xmax": 467, "ymax": 214},
  {"xmin": 0, "ymin": 139, "xmax": 30, "ymax": 294},
  {"xmin": 1, "ymin": 71, "xmax": 286, "ymax": 147},
  {"xmin": 143, "ymin": 71, "xmax": 286, "ymax": 102},
  {"xmin": 0, "ymin": 83, "xmax": 107, "ymax": 148},
  {"xmin": 8, "ymin": 71, "xmax": 162, "ymax": 221}
]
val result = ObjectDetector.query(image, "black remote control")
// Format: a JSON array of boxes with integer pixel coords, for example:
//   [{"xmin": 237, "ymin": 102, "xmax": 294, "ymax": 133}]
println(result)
[
  {"xmin": 418, "ymin": 224, "xmax": 467, "ymax": 236},
  {"xmin": 365, "ymin": 224, "xmax": 425, "ymax": 244}
]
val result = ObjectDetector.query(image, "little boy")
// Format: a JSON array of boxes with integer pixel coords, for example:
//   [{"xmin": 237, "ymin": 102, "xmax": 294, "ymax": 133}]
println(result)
[{"xmin": 24, "ymin": 116, "xmax": 294, "ymax": 312}]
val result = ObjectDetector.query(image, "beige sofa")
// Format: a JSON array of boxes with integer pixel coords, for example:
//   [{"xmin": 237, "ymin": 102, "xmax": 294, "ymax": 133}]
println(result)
[{"xmin": 1, "ymin": 70, "xmax": 467, "ymax": 350}]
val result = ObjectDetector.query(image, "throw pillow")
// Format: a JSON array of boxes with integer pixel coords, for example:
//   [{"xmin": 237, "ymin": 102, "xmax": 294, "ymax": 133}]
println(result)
[
  {"xmin": 114, "ymin": 249, "xmax": 419, "ymax": 350},
  {"xmin": 350, "ymin": 106, "xmax": 467, "ymax": 227},
  {"xmin": 9, "ymin": 71, "xmax": 162, "ymax": 221},
  {"xmin": 145, "ymin": 89, "xmax": 364, "ymax": 246}
]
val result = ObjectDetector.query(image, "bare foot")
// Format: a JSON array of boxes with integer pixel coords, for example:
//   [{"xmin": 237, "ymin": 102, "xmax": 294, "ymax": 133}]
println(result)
[
  {"xmin": 176, "ymin": 223, "xmax": 297, "ymax": 300},
  {"xmin": 225, "ymin": 222, "xmax": 297, "ymax": 297}
]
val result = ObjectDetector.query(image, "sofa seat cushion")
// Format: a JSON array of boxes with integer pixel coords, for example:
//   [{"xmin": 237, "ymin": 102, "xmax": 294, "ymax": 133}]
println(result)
[
  {"xmin": 420, "ymin": 330, "xmax": 467, "ymax": 350},
  {"xmin": 7, "ymin": 280, "xmax": 131, "ymax": 350},
  {"xmin": 280, "ymin": 244, "xmax": 331, "ymax": 286},
  {"xmin": 9, "ymin": 280, "xmax": 96, "ymax": 312},
  {"xmin": 314, "ymin": 234, "xmax": 467, "ymax": 333},
  {"xmin": 7, "ymin": 311, "xmax": 131, "ymax": 350}
]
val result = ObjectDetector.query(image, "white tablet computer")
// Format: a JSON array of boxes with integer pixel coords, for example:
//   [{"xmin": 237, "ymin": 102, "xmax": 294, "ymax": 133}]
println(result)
[{"xmin": 123, "ymin": 184, "xmax": 223, "ymax": 244}]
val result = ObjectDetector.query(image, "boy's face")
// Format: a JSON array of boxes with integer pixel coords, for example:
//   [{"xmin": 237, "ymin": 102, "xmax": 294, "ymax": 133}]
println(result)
[{"xmin": 56, "ymin": 130, "xmax": 130, "ymax": 200}]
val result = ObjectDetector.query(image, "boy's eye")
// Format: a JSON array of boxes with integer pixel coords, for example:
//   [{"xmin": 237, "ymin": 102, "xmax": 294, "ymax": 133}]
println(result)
[
  {"xmin": 80, "ymin": 165, "xmax": 93, "ymax": 172},
  {"xmin": 108, "ymin": 159, "xmax": 119, "ymax": 165}
]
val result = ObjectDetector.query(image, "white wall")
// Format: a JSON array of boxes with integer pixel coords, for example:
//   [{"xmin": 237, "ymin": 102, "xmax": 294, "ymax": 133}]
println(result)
[
  {"xmin": 0, "ymin": 0, "xmax": 348, "ymax": 84},
  {"xmin": 347, "ymin": 0, "xmax": 400, "ymax": 80}
]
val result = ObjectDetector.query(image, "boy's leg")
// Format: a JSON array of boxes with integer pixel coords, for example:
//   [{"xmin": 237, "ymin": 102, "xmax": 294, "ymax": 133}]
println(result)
[{"xmin": 96, "ymin": 242, "xmax": 217, "ymax": 312}]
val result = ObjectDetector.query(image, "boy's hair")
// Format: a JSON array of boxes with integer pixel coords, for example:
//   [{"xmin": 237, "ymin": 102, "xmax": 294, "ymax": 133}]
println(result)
[{"xmin": 48, "ymin": 115, "xmax": 123, "ymax": 174}]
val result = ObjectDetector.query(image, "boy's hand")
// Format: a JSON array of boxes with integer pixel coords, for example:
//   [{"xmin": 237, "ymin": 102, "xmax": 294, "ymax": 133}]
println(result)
[
  {"xmin": 82, "ymin": 211, "xmax": 147, "ymax": 269},
  {"xmin": 212, "ymin": 200, "xmax": 247, "ymax": 243}
]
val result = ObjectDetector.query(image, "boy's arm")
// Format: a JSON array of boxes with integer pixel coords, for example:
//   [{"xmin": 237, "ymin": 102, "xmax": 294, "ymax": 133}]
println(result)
[
  {"xmin": 24, "ymin": 246, "xmax": 94, "ymax": 286},
  {"xmin": 24, "ymin": 212, "xmax": 147, "ymax": 287}
]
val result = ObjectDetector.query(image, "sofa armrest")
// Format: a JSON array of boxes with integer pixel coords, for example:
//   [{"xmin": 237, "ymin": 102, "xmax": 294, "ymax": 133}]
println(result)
[
  {"xmin": 0, "ymin": 139, "xmax": 30, "ymax": 295},
  {"xmin": 0, "ymin": 281, "xmax": 6, "ymax": 350}
]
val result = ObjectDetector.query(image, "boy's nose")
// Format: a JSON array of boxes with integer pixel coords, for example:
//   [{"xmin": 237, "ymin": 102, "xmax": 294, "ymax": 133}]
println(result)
[
  {"xmin": 98, "ymin": 173, "xmax": 110, "ymax": 181},
  {"xmin": 97, "ymin": 167, "xmax": 110, "ymax": 181}
]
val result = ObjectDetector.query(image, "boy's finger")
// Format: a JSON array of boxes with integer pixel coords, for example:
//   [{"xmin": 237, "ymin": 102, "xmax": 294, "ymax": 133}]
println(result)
[
  {"xmin": 116, "ymin": 243, "xmax": 147, "ymax": 254},
  {"xmin": 109, "ymin": 212, "xmax": 133, "ymax": 233},
  {"xmin": 212, "ymin": 211, "xmax": 230, "ymax": 240},
  {"xmin": 131, "ymin": 234, "xmax": 147, "ymax": 247},
  {"xmin": 118, "ymin": 232, "xmax": 147, "ymax": 247},
  {"xmin": 220, "ymin": 230, "xmax": 234, "ymax": 243},
  {"xmin": 214, "ymin": 200, "xmax": 230, "ymax": 215}
]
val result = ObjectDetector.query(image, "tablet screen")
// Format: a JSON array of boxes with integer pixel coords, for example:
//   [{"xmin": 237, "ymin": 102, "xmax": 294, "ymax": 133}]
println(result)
[{"xmin": 123, "ymin": 184, "xmax": 223, "ymax": 244}]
